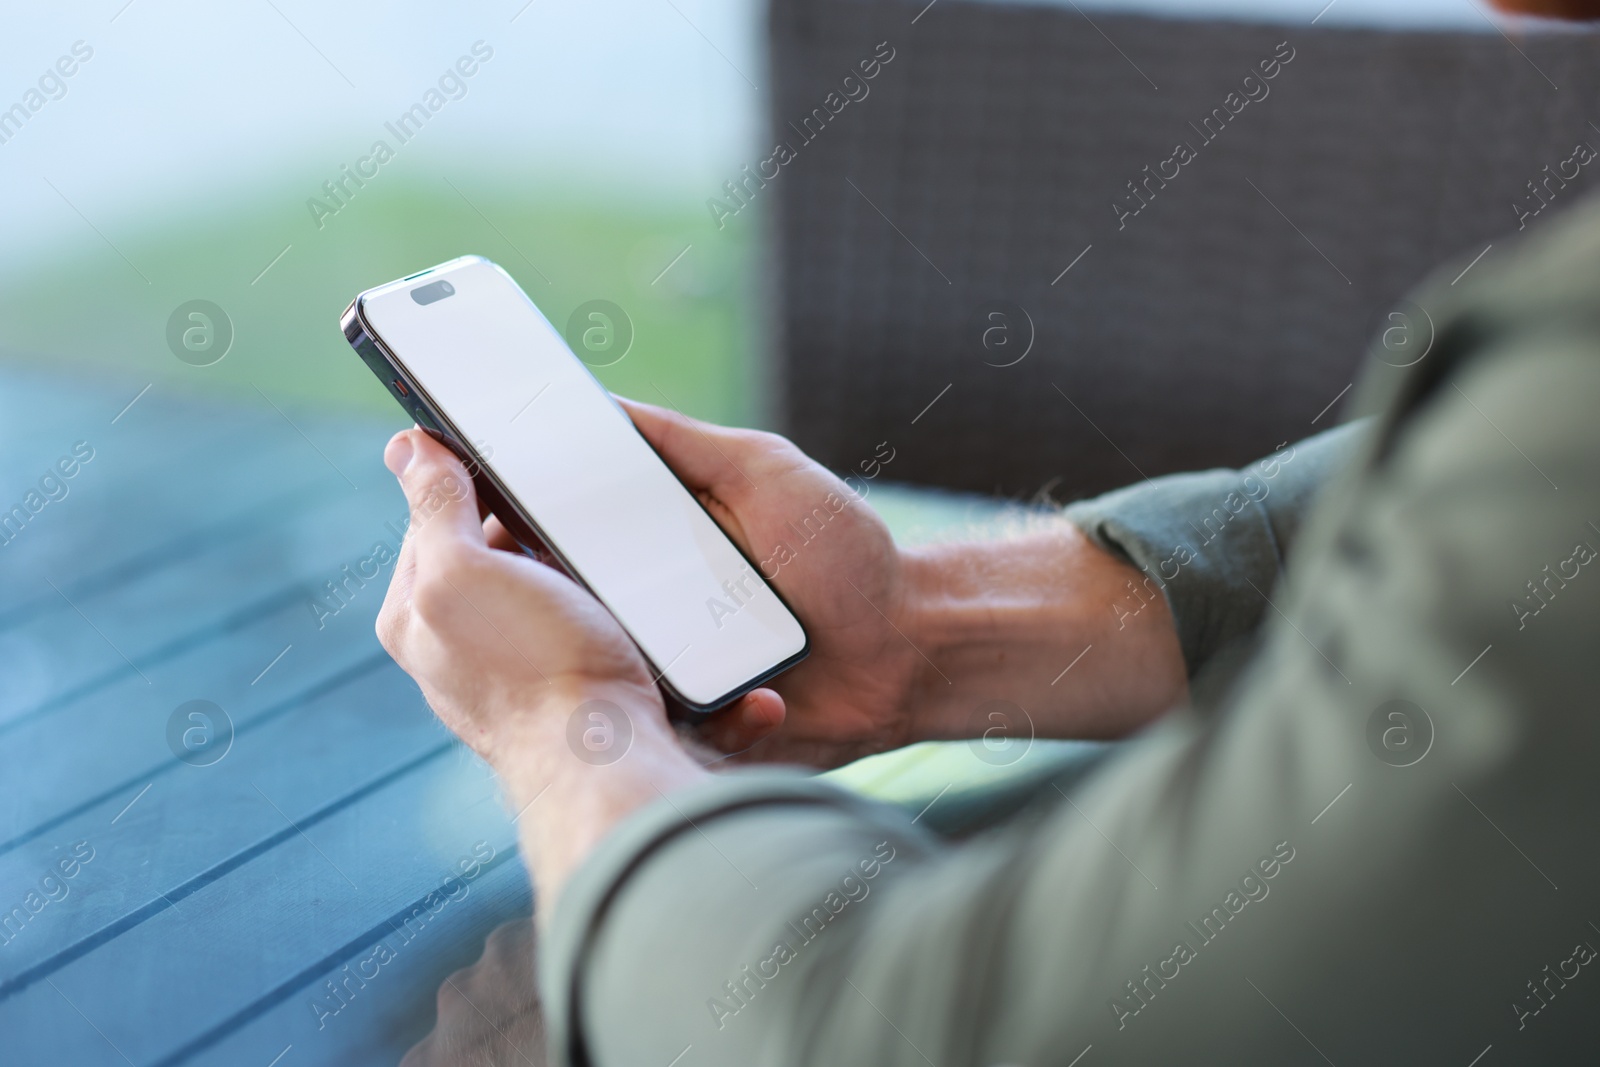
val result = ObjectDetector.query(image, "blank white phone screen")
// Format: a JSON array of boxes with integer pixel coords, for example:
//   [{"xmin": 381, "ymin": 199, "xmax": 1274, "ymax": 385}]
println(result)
[{"xmin": 362, "ymin": 257, "xmax": 806, "ymax": 707}]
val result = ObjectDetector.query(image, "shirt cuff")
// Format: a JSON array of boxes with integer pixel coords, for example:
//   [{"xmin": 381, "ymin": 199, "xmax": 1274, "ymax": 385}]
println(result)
[{"xmin": 1063, "ymin": 421, "xmax": 1363, "ymax": 677}]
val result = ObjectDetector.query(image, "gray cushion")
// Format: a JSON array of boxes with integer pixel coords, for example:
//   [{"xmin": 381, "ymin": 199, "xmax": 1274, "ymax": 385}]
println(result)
[{"xmin": 767, "ymin": 0, "xmax": 1599, "ymax": 498}]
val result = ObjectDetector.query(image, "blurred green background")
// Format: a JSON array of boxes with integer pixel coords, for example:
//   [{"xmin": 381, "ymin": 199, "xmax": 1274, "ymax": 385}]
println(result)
[
  {"xmin": 0, "ymin": 178, "xmax": 757, "ymax": 424},
  {"xmin": 0, "ymin": 0, "xmax": 768, "ymax": 427}
]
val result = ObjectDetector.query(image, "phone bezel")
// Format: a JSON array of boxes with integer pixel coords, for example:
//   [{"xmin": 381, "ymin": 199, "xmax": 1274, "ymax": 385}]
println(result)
[{"xmin": 340, "ymin": 254, "xmax": 810, "ymax": 720}]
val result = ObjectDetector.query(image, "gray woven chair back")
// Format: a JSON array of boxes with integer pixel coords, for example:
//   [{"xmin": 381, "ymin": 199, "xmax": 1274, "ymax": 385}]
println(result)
[{"xmin": 764, "ymin": 0, "xmax": 1597, "ymax": 499}]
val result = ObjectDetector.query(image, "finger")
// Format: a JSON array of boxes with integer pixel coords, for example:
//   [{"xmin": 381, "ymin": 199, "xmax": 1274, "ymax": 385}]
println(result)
[
  {"xmin": 397, "ymin": 1036, "xmax": 433, "ymax": 1067},
  {"xmin": 376, "ymin": 469, "xmax": 422, "ymax": 655},
  {"xmin": 616, "ymin": 396, "xmax": 760, "ymax": 498},
  {"xmin": 484, "ymin": 513, "xmax": 561, "ymax": 569},
  {"xmin": 483, "ymin": 514, "xmax": 519, "ymax": 553},
  {"xmin": 696, "ymin": 688, "xmax": 786, "ymax": 756},
  {"xmin": 385, "ymin": 430, "xmax": 486, "ymax": 562}
]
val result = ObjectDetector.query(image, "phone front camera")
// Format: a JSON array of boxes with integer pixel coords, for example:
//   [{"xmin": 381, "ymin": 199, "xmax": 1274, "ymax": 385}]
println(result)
[{"xmin": 411, "ymin": 279, "xmax": 457, "ymax": 306}]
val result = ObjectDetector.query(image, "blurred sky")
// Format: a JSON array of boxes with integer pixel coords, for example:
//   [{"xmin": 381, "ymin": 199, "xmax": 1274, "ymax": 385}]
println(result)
[
  {"xmin": 0, "ymin": 0, "xmax": 1517, "ymax": 258},
  {"xmin": 0, "ymin": 0, "xmax": 768, "ymax": 257}
]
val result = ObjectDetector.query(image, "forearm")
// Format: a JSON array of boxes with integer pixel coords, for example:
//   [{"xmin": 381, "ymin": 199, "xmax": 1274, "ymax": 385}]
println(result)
[
  {"xmin": 898, "ymin": 520, "xmax": 1188, "ymax": 742},
  {"xmin": 896, "ymin": 423, "xmax": 1364, "ymax": 739}
]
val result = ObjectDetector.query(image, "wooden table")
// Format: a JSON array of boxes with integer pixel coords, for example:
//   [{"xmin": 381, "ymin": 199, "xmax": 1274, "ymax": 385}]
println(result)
[
  {"xmin": 0, "ymin": 366, "xmax": 1097, "ymax": 1065},
  {"xmin": 0, "ymin": 368, "xmax": 531, "ymax": 1065}
]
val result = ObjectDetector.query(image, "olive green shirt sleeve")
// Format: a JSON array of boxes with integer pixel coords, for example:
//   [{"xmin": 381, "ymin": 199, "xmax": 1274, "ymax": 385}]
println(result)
[
  {"xmin": 1062, "ymin": 420, "xmax": 1366, "ymax": 683},
  {"xmin": 541, "ymin": 198, "xmax": 1600, "ymax": 1065},
  {"xmin": 537, "ymin": 774, "xmax": 943, "ymax": 1067}
]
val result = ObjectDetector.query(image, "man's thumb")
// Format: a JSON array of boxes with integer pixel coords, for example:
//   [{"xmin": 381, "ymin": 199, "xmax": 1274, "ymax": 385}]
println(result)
[
  {"xmin": 616, "ymin": 396, "xmax": 752, "ymax": 495},
  {"xmin": 385, "ymin": 430, "xmax": 484, "ymax": 550}
]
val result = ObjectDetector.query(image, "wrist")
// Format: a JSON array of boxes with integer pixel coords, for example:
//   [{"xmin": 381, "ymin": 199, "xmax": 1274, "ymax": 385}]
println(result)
[
  {"xmin": 492, "ymin": 681, "xmax": 710, "ymax": 913},
  {"xmin": 895, "ymin": 521, "xmax": 1187, "ymax": 742},
  {"xmin": 491, "ymin": 680, "xmax": 704, "ymax": 812},
  {"xmin": 896, "ymin": 528, "xmax": 1075, "ymax": 742},
  {"xmin": 894, "ymin": 544, "xmax": 952, "ymax": 741}
]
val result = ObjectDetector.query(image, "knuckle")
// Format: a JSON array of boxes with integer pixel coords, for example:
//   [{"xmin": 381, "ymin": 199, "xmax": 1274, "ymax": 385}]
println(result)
[
  {"xmin": 410, "ymin": 546, "xmax": 489, "ymax": 624},
  {"xmin": 741, "ymin": 427, "xmax": 793, "ymax": 458},
  {"xmin": 435, "ymin": 971, "xmax": 469, "ymax": 1014},
  {"xmin": 411, "ymin": 571, "xmax": 459, "ymax": 624},
  {"xmin": 374, "ymin": 604, "xmax": 402, "ymax": 655},
  {"xmin": 484, "ymin": 920, "xmax": 523, "ymax": 957},
  {"xmin": 409, "ymin": 477, "xmax": 467, "ymax": 523},
  {"xmin": 405, "ymin": 449, "xmax": 467, "ymax": 492}
]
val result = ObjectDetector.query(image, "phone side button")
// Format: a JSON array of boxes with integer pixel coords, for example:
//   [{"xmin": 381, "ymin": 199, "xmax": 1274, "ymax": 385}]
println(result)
[
  {"xmin": 393, "ymin": 378, "xmax": 410, "ymax": 397},
  {"xmin": 411, "ymin": 405, "xmax": 443, "ymax": 433}
]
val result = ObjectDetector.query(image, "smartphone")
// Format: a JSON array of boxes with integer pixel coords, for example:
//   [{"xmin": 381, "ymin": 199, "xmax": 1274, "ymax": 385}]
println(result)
[{"xmin": 341, "ymin": 255, "xmax": 808, "ymax": 718}]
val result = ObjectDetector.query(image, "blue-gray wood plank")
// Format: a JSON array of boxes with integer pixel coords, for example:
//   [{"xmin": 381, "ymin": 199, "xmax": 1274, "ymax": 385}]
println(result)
[{"xmin": 0, "ymin": 367, "xmax": 534, "ymax": 1066}]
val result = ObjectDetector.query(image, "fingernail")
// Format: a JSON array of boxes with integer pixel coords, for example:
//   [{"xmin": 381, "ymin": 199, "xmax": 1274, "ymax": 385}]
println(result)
[{"xmin": 385, "ymin": 433, "xmax": 415, "ymax": 477}]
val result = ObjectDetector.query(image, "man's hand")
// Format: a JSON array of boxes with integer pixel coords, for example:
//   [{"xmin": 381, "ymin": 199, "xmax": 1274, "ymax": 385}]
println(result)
[
  {"xmin": 618, "ymin": 399, "xmax": 923, "ymax": 767},
  {"xmin": 619, "ymin": 400, "xmax": 1188, "ymax": 763},
  {"xmin": 375, "ymin": 429, "xmax": 719, "ymax": 909},
  {"xmin": 374, "ymin": 405, "xmax": 1187, "ymax": 905},
  {"xmin": 400, "ymin": 918, "xmax": 544, "ymax": 1067},
  {"xmin": 376, "ymin": 427, "xmax": 660, "ymax": 765}
]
